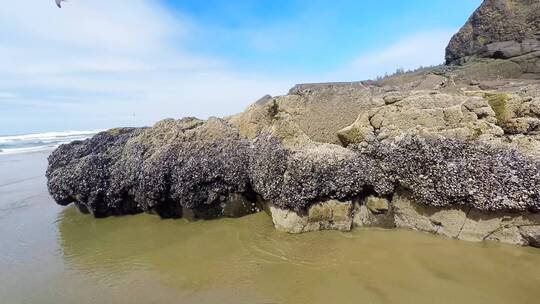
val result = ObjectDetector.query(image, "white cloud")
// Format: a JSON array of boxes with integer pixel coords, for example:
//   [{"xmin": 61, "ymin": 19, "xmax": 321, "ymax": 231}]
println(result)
[
  {"xmin": 0, "ymin": 0, "xmax": 293, "ymax": 134},
  {"xmin": 0, "ymin": 0, "xmax": 182, "ymax": 52},
  {"xmin": 331, "ymin": 30, "xmax": 454, "ymax": 81},
  {"xmin": 0, "ymin": 1, "xmax": 454, "ymax": 134}
]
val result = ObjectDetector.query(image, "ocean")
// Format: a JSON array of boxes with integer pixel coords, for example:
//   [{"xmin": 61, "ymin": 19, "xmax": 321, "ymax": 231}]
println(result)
[{"xmin": 0, "ymin": 130, "xmax": 101, "ymax": 155}]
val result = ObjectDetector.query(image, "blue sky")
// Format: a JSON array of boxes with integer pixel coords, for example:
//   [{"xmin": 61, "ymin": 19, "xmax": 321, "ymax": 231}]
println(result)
[{"xmin": 0, "ymin": 0, "xmax": 481, "ymax": 135}]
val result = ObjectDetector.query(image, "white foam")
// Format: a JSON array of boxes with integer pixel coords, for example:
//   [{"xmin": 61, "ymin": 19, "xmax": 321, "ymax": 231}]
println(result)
[
  {"xmin": 0, "ymin": 130, "xmax": 102, "ymax": 155},
  {"xmin": 0, "ymin": 146, "xmax": 56, "ymax": 155},
  {"xmin": 0, "ymin": 130, "xmax": 100, "ymax": 144}
]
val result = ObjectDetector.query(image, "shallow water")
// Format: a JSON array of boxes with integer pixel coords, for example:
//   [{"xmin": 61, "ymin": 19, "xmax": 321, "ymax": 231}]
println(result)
[{"xmin": 1, "ymin": 152, "xmax": 540, "ymax": 304}]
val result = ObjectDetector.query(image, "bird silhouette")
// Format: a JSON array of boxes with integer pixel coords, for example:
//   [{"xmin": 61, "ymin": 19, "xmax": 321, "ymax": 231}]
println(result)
[{"xmin": 55, "ymin": 0, "xmax": 66, "ymax": 8}]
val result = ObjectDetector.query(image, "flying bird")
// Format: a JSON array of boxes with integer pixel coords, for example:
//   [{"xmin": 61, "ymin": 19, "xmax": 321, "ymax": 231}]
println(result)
[{"xmin": 55, "ymin": 0, "xmax": 66, "ymax": 8}]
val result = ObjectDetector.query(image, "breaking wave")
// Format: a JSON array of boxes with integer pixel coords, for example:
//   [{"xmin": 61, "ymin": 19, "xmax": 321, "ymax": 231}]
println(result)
[{"xmin": 0, "ymin": 130, "xmax": 101, "ymax": 155}]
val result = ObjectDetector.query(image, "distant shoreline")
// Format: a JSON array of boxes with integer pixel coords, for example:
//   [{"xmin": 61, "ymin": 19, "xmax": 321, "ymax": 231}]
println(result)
[{"xmin": 0, "ymin": 130, "xmax": 101, "ymax": 155}]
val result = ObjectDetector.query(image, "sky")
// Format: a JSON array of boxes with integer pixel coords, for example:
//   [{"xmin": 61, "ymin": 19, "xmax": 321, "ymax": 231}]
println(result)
[{"xmin": 0, "ymin": 0, "xmax": 482, "ymax": 135}]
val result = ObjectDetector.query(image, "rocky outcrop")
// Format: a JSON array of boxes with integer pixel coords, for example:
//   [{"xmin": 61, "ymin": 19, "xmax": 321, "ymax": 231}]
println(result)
[
  {"xmin": 353, "ymin": 196, "xmax": 395, "ymax": 228},
  {"xmin": 248, "ymin": 81, "xmax": 540, "ymax": 247},
  {"xmin": 228, "ymin": 82, "xmax": 381, "ymax": 145},
  {"xmin": 338, "ymin": 91, "xmax": 503, "ymax": 145},
  {"xmin": 46, "ymin": 0, "xmax": 540, "ymax": 248},
  {"xmin": 392, "ymin": 190, "xmax": 540, "ymax": 246},
  {"xmin": 46, "ymin": 82, "xmax": 540, "ymax": 247},
  {"xmin": 267, "ymin": 190, "xmax": 540, "ymax": 247},
  {"xmin": 268, "ymin": 200, "xmax": 353, "ymax": 233},
  {"xmin": 446, "ymin": 0, "xmax": 540, "ymax": 64},
  {"xmin": 445, "ymin": 0, "xmax": 540, "ymax": 79},
  {"xmin": 46, "ymin": 78, "xmax": 540, "ymax": 249},
  {"xmin": 47, "ymin": 118, "xmax": 259, "ymax": 219},
  {"xmin": 338, "ymin": 87, "xmax": 540, "ymax": 159},
  {"xmin": 249, "ymin": 134, "xmax": 392, "ymax": 212}
]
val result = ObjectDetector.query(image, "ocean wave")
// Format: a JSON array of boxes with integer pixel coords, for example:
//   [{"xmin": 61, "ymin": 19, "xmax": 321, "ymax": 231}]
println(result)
[
  {"xmin": 0, "ymin": 130, "xmax": 102, "ymax": 155},
  {"xmin": 0, "ymin": 130, "xmax": 100, "ymax": 144}
]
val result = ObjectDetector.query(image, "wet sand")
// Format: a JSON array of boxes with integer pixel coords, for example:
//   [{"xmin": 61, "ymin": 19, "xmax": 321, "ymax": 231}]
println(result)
[{"xmin": 1, "ymin": 151, "xmax": 540, "ymax": 304}]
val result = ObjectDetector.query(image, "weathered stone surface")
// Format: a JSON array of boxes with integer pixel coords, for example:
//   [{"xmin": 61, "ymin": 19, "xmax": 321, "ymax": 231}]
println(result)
[
  {"xmin": 268, "ymin": 200, "xmax": 353, "ymax": 233},
  {"xmin": 353, "ymin": 196, "xmax": 395, "ymax": 229},
  {"xmin": 364, "ymin": 137, "xmax": 540, "ymax": 212},
  {"xmin": 383, "ymin": 92, "xmax": 406, "ymax": 104},
  {"xmin": 250, "ymin": 127, "xmax": 540, "ymax": 213},
  {"xmin": 268, "ymin": 205, "xmax": 309, "ymax": 234},
  {"xmin": 337, "ymin": 112, "xmax": 376, "ymax": 146},
  {"xmin": 365, "ymin": 196, "xmax": 390, "ymax": 214},
  {"xmin": 338, "ymin": 89, "xmax": 540, "ymax": 159},
  {"xmin": 393, "ymin": 191, "xmax": 466, "ymax": 238},
  {"xmin": 47, "ymin": 117, "xmax": 257, "ymax": 218},
  {"xmin": 415, "ymin": 74, "xmax": 448, "ymax": 91},
  {"xmin": 393, "ymin": 191, "xmax": 540, "ymax": 247},
  {"xmin": 453, "ymin": 59, "xmax": 526, "ymax": 80},
  {"xmin": 446, "ymin": 0, "xmax": 540, "ymax": 64},
  {"xmin": 248, "ymin": 127, "xmax": 394, "ymax": 212},
  {"xmin": 229, "ymin": 82, "xmax": 382, "ymax": 145},
  {"xmin": 519, "ymin": 226, "xmax": 540, "ymax": 247},
  {"xmin": 47, "ymin": 127, "xmax": 145, "ymax": 217},
  {"xmin": 457, "ymin": 209, "xmax": 540, "ymax": 244},
  {"xmin": 177, "ymin": 193, "xmax": 260, "ymax": 221},
  {"xmin": 339, "ymin": 92, "xmax": 504, "ymax": 146}
]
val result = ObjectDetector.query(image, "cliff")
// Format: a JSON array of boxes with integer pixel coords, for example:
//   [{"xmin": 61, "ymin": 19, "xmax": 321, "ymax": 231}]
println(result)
[
  {"xmin": 446, "ymin": 0, "xmax": 540, "ymax": 79},
  {"xmin": 46, "ymin": 0, "xmax": 540, "ymax": 247}
]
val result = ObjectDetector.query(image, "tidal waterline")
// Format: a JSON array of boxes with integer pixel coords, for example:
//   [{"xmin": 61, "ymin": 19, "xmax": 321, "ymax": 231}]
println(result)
[{"xmin": 1, "ymin": 152, "xmax": 540, "ymax": 304}]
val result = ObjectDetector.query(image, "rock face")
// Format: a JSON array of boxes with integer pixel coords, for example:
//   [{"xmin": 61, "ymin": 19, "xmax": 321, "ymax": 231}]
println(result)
[
  {"xmin": 353, "ymin": 196, "xmax": 395, "ymax": 228},
  {"xmin": 46, "ymin": 0, "xmax": 540, "ymax": 248},
  {"xmin": 228, "ymin": 81, "xmax": 380, "ymax": 144},
  {"xmin": 268, "ymin": 200, "xmax": 353, "ymax": 233},
  {"xmin": 249, "ymin": 135, "xmax": 392, "ymax": 212},
  {"xmin": 446, "ymin": 0, "xmax": 540, "ymax": 62},
  {"xmin": 47, "ymin": 118, "xmax": 259, "ymax": 219},
  {"xmin": 392, "ymin": 191, "xmax": 540, "ymax": 246},
  {"xmin": 268, "ymin": 190, "xmax": 540, "ymax": 247},
  {"xmin": 446, "ymin": 0, "xmax": 540, "ymax": 79}
]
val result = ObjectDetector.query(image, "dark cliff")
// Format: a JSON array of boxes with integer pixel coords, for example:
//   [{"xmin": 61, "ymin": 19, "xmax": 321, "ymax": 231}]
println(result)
[{"xmin": 446, "ymin": 0, "xmax": 540, "ymax": 65}]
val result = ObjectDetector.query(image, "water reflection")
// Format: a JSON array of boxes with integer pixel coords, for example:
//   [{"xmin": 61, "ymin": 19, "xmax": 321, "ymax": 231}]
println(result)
[
  {"xmin": 4, "ymin": 150, "xmax": 540, "ymax": 303},
  {"xmin": 57, "ymin": 206, "xmax": 540, "ymax": 304}
]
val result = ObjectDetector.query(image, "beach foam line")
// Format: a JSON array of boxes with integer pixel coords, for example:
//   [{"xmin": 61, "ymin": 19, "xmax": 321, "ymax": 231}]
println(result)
[
  {"xmin": 0, "ymin": 130, "xmax": 102, "ymax": 155},
  {"xmin": 0, "ymin": 145, "xmax": 58, "ymax": 155},
  {"xmin": 0, "ymin": 130, "xmax": 101, "ymax": 144}
]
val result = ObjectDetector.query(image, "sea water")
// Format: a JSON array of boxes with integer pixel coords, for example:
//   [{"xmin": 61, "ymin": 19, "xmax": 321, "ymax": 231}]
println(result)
[
  {"xmin": 1, "ymin": 150, "xmax": 540, "ymax": 304},
  {"xmin": 0, "ymin": 130, "xmax": 100, "ymax": 155}
]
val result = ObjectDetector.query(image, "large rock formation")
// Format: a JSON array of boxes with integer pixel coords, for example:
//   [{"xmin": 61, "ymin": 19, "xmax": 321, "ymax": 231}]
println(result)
[
  {"xmin": 446, "ymin": 0, "xmax": 540, "ymax": 79},
  {"xmin": 47, "ymin": 118, "xmax": 259, "ymax": 219},
  {"xmin": 46, "ymin": 0, "xmax": 540, "ymax": 247}
]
